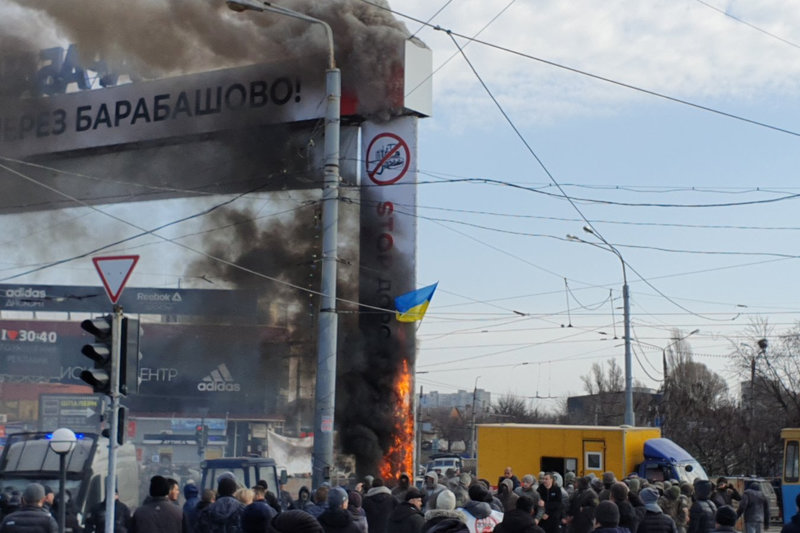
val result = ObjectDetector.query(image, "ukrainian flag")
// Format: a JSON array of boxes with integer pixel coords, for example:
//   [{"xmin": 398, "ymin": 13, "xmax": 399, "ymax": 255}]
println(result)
[{"xmin": 394, "ymin": 282, "xmax": 438, "ymax": 322}]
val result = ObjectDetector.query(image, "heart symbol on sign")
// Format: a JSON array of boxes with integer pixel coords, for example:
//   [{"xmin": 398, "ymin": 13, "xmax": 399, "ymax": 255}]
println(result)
[{"xmin": 7, "ymin": 330, "xmax": 18, "ymax": 340}]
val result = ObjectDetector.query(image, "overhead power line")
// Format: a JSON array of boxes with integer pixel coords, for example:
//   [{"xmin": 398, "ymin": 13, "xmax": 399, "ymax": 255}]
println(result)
[
  {"xmin": 694, "ymin": 0, "xmax": 800, "ymax": 50},
  {"xmin": 360, "ymin": 0, "xmax": 800, "ymax": 138}
]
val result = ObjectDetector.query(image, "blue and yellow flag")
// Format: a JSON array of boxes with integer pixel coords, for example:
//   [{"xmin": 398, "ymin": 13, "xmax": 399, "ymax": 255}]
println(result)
[{"xmin": 394, "ymin": 282, "xmax": 438, "ymax": 322}]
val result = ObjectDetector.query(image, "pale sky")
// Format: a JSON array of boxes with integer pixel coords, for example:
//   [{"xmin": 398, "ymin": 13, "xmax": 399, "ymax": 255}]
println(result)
[{"xmin": 399, "ymin": 0, "xmax": 800, "ymax": 408}]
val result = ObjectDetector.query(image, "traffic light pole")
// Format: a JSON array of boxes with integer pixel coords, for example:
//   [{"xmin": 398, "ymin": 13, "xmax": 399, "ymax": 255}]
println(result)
[{"xmin": 104, "ymin": 306, "xmax": 123, "ymax": 533}]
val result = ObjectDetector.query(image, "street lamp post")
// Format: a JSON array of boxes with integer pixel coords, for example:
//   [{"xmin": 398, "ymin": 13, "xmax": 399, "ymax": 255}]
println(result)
[
  {"xmin": 49, "ymin": 428, "xmax": 77, "ymax": 533},
  {"xmin": 661, "ymin": 329, "xmax": 699, "ymax": 381},
  {"xmin": 226, "ymin": 0, "xmax": 340, "ymax": 489},
  {"xmin": 662, "ymin": 329, "xmax": 699, "ymax": 417},
  {"xmin": 567, "ymin": 227, "xmax": 634, "ymax": 426},
  {"xmin": 470, "ymin": 376, "xmax": 481, "ymax": 460}
]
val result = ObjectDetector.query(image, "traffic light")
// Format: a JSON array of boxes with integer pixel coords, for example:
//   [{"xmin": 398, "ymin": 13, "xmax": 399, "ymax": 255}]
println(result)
[
  {"xmin": 79, "ymin": 315, "xmax": 113, "ymax": 395},
  {"xmin": 195, "ymin": 424, "xmax": 209, "ymax": 455},
  {"xmin": 102, "ymin": 406, "xmax": 128, "ymax": 445},
  {"xmin": 119, "ymin": 318, "xmax": 141, "ymax": 396}
]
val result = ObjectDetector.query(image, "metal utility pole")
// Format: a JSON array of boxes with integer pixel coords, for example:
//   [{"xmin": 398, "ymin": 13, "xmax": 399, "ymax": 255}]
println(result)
[
  {"xmin": 105, "ymin": 306, "xmax": 123, "ymax": 533},
  {"xmin": 470, "ymin": 377, "xmax": 480, "ymax": 459},
  {"xmin": 568, "ymin": 228, "xmax": 634, "ymax": 426},
  {"xmin": 226, "ymin": 0, "xmax": 340, "ymax": 489}
]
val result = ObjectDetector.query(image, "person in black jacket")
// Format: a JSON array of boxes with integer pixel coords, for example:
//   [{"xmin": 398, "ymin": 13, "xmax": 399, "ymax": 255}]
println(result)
[
  {"xmin": 387, "ymin": 487, "xmax": 424, "ymax": 533},
  {"xmin": 710, "ymin": 480, "xmax": 740, "ymax": 510},
  {"xmin": 84, "ymin": 491, "xmax": 132, "ymax": 533},
  {"xmin": 610, "ymin": 482, "xmax": 639, "ymax": 533},
  {"xmin": 318, "ymin": 488, "xmax": 362, "ymax": 533},
  {"xmin": 538, "ymin": 473, "xmax": 563, "ymax": 533},
  {"xmin": 636, "ymin": 488, "xmax": 677, "ymax": 533},
  {"xmin": 712, "ymin": 506, "xmax": 738, "ymax": 533},
  {"xmin": 363, "ymin": 478, "xmax": 397, "ymax": 533},
  {"xmin": 131, "ymin": 475, "xmax": 185, "ymax": 533},
  {"xmin": 0, "ymin": 483, "xmax": 58, "ymax": 533},
  {"xmin": 241, "ymin": 485, "xmax": 277, "ymax": 533},
  {"xmin": 688, "ymin": 481, "xmax": 717, "ymax": 533},
  {"xmin": 495, "ymin": 495, "xmax": 545, "ymax": 533}
]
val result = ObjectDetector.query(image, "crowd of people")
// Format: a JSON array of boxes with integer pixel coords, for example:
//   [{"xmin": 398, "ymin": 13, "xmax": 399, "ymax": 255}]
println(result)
[{"xmin": 1, "ymin": 469, "xmax": 798, "ymax": 533}]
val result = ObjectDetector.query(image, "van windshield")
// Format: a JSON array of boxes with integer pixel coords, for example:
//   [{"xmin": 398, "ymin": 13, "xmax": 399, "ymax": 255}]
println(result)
[
  {"xmin": 0, "ymin": 433, "xmax": 97, "ymax": 475},
  {"xmin": 677, "ymin": 461, "xmax": 708, "ymax": 485}
]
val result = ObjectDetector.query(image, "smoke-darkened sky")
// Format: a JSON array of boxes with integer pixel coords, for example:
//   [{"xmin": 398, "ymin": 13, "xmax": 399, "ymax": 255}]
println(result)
[{"xmin": 1, "ymin": 0, "xmax": 416, "ymax": 116}]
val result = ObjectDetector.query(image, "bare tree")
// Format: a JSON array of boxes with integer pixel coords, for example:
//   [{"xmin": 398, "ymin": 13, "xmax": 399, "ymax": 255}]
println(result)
[
  {"xmin": 581, "ymin": 359, "xmax": 624, "ymax": 394},
  {"xmin": 426, "ymin": 407, "xmax": 468, "ymax": 452},
  {"xmin": 571, "ymin": 359, "xmax": 649, "ymax": 425},
  {"xmin": 729, "ymin": 319, "xmax": 800, "ymax": 475},
  {"xmin": 661, "ymin": 331, "xmax": 744, "ymax": 474},
  {"xmin": 493, "ymin": 394, "xmax": 533, "ymax": 423}
]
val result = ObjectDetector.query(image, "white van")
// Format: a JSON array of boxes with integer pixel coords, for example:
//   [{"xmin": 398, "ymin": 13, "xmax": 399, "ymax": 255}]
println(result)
[{"xmin": 0, "ymin": 432, "xmax": 139, "ymax": 520}]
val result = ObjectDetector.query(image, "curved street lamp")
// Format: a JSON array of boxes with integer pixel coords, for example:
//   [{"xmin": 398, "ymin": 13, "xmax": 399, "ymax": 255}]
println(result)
[
  {"xmin": 567, "ymin": 228, "xmax": 633, "ymax": 426},
  {"xmin": 49, "ymin": 428, "xmax": 77, "ymax": 533}
]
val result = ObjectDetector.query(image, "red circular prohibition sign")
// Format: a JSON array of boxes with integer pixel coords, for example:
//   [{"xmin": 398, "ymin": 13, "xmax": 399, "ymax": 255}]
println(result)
[{"xmin": 366, "ymin": 132, "xmax": 411, "ymax": 185}]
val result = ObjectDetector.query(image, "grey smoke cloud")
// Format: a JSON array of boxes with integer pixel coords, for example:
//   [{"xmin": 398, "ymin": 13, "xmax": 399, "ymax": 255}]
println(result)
[
  {"xmin": 2, "ymin": 0, "xmax": 415, "ymax": 116},
  {"xmin": 0, "ymin": 0, "xmax": 418, "ymax": 476}
]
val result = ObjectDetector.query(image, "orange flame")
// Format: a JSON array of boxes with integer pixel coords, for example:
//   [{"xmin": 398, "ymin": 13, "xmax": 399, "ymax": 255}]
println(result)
[{"xmin": 379, "ymin": 359, "xmax": 414, "ymax": 481}]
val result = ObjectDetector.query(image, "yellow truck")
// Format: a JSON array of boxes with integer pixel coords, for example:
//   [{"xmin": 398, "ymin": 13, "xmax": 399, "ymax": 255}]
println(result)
[{"xmin": 477, "ymin": 424, "xmax": 707, "ymax": 485}]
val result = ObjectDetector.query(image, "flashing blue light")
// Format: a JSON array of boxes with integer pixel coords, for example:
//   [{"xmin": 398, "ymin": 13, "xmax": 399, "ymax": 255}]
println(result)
[
  {"xmin": 75, "ymin": 433, "xmax": 85, "ymax": 440},
  {"xmin": 45, "ymin": 433, "xmax": 54, "ymax": 440}
]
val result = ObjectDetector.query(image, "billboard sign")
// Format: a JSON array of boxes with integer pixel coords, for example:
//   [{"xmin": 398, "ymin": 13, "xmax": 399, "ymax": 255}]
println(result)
[
  {"xmin": 0, "ymin": 319, "xmax": 290, "ymax": 416},
  {"xmin": 38, "ymin": 394, "xmax": 102, "ymax": 432},
  {"xmin": 0, "ymin": 61, "xmax": 331, "ymax": 158},
  {"xmin": 0, "ymin": 284, "xmax": 258, "ymax": 318}
]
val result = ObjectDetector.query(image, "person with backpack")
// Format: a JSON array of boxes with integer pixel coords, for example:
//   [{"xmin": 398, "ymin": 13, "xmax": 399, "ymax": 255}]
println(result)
[{"xmin": 196, "ymin": 477, "xmax": 245, "ymax": 533}]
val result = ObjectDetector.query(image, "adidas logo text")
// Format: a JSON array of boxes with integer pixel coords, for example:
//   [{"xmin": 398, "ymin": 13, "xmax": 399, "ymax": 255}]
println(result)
[{"xmin": 197, "ymin": 363, "xmax": 241, "ymax": 392}]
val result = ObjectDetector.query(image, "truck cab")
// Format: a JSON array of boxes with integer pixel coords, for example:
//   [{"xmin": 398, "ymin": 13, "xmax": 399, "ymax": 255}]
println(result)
[
  {"xmin": 637, "ymin": 438, "xmax": 708, "ymax": 484},
  {"xmin": 200, "ymin": 457, "xmax": 287, "ymax": 502}
]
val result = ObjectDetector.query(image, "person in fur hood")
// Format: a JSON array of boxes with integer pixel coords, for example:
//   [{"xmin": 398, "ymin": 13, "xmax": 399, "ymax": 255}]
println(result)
[{"xmin": 423, "ymin": 489, "xmax": 466, "ymax": 533}]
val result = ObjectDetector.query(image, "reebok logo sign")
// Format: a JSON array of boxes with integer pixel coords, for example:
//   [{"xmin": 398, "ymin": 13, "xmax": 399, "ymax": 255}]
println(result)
[{"xmin": 197, "ymin": 363, "xmax": 241, "ymax": 392}]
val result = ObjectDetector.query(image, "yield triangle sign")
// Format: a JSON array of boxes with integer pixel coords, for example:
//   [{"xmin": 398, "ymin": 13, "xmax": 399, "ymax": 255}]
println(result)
[{"xmin": 92, "ymin": 255, "xmax": 139, "ymax": 304}]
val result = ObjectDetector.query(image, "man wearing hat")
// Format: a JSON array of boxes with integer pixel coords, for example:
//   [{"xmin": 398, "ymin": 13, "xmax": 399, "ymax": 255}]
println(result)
[
  {"xmin": 318, "ymin": 487, "xmax": 361, "ymax": 533},
  {"xmin": 637, "ymin": 487, "xmax": 678, "ymax": 533},
  {"xmin": 712, "ymin": 506, "xmax": 738, "ymax": 533},
  {"xmin": 267, "ymin": 510, "xmax": 323, "ymax": 533},
  {"xmin": 711, "ymin": 479, "xmax": 740, "ymax": 510},
  {"xmin": 0, "ymin": 483, "xmax": 58, "ymax": 533},
  {"xmin": 593, "ymin": 500, "xmax": 626, "ymax": 533},
  {"xmin": 386, "ymin": 486, "xmax": 424, "ymax": 533},
  {"xmin": 131, "ymin": 475, "xmax": 183, "ymax": 533}
]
